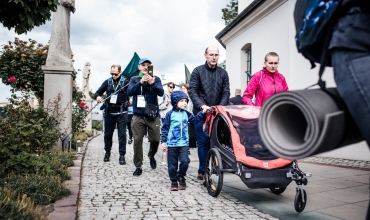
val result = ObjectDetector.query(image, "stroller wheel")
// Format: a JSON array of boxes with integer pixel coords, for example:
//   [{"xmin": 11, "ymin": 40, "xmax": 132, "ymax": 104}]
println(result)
[
  {"xmin": 205, "ymin": 148, "xmax": 223, "ymax": 197},
  {"xmin": 294, "ymin": 188, "xmax": 307, "ymax": 212},
  {"xmin": 269, "ymin": 187, "xmax": 286, "ymax": 195}
]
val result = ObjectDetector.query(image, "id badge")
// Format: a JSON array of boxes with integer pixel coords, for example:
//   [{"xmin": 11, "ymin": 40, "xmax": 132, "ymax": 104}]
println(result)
[
  {"xmin": 137, "ymin": 95, "xmax": 145, "ymax": 108},
  {"xmin": 110, "ymin": 94, "xmax": 118, "ymax": 104}
]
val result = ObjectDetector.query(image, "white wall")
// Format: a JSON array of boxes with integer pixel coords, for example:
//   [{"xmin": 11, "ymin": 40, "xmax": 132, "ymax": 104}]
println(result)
[{"xmin": 224, "ymin": 0, "xmax": 370, "ymax": 161}]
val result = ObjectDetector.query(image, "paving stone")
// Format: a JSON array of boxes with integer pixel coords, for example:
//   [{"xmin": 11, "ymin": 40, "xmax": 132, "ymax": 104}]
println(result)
[{"xmin": 77, "ymin": 132, "xmax": 275, "ymax": 220}]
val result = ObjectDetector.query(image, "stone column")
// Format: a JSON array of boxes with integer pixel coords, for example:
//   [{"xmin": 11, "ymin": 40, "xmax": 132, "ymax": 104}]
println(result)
[
  {"xmin": 42, "ymin": 66, "xmax": 75, "ymax": 149},
  {"xmin": 82, "ymin": 62, "xmax": 92, "ymax": 131}
]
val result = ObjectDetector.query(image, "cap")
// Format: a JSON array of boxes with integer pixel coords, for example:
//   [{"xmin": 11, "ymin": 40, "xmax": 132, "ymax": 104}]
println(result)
[{"xmin": 138, "ymin": 58, "xmax": 152, "ymax": 65}]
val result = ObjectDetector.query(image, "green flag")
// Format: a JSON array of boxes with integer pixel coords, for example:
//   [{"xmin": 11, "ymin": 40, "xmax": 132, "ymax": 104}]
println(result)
[
  {"xmin": 185, "ymin": 64, "xmax": 191, "ymax": 84},
  {"xmin": 122, "ymin": 52, "xmax": 141, "ymax": 78}
]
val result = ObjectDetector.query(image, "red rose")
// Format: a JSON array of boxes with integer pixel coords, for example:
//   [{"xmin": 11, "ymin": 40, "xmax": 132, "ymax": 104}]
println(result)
[
  {"xmin": 8, "ymin": 76, "xmax": 16, "ymax": 83},
  {"xmin": 79, "ymin": 101, "xmax": 86, "ymax": 108},
  {"xmin": 85, "ymin": 105, "xmax": 89, "ymax": 109}
]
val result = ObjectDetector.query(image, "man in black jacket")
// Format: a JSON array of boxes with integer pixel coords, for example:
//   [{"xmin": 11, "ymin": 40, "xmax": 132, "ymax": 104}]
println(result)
[
  {"xmin": 189, "ymin": 46, "xmax": 230, "ymax": 183},
  {"xmin": 95, "ymin": 64, "xmax": 129, "ymax": 165},
  {"xmin": 230, "ymin": 89, "xmax": 244, "ymax": 105},
  {"xmin": 128, "ymin": 58, "xmax": 164, "ymax": 176}
]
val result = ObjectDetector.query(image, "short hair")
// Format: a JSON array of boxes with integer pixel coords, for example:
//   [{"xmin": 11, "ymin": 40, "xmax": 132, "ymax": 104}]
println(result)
[
  {"xmin": 235, "ymin": 89, "xmax": 241, "ymax": 95},
  {"xmin": 183, "ymin": 84, "xmax": 189, "ymax": 91},
  {"xmin": 167, "ymin": 82, "xmax": 174, "ymax": 87},
  {"xmin": 111, "ymin": 64, "xmax": 121, "ymax": 72},
  {"xmin": 264, "ymin": 52, "xmax": 279, "ymax": 62},
  {"xmin": 205, "ymin": 46, "xmax": 219, "ymax": 54}
]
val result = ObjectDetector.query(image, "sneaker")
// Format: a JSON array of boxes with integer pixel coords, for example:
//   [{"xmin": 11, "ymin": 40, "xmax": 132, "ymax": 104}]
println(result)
[
  {"xmin": 170, "ymin": 181, "xmax": 178, "ymax": 191},
  {"xmin": 133, "ymin": 167, "xmax": 142, "ymax": 176},
  {"xmin": 103, "ymin": 153, "xmax": 110, "ymax": 162},
  {"xmin": 119, "ymin": 156, "xmax": 126, "ymax": 165},
  {"xmin": 128, "ymin": 139, "xmax": 133, "ymax": 144},
  {"xmin": 149, "ymin": 156, "xmax": 157, "ymax": 169},
  {"xmin": 197, "ymin": 173, "xmax": 203, "ymax": 180},
  {"xmin": 178, "ymin": 177, "xmax": 186, "ymax": 190}
]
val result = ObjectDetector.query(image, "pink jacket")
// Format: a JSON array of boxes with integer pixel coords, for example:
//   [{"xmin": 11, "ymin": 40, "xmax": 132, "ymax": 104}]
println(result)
[{"xmin": 242, "ymin": 68, "xmax": 288, "ymax": 107}]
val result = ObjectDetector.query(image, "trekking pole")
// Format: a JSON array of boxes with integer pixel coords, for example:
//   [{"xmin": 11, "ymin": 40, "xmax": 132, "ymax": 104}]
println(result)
[{"xmin": 61, "ymin": 83, "xmax": 130, "ymax": 151}]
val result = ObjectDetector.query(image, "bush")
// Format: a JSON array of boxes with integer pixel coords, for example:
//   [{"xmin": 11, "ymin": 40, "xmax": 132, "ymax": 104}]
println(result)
[
  {"xmin": 92, "ymin": 120, "xmax": 103, "ymax": 131},
  {"xmin": 0, "ymin": 91, "xmax": 62, "ymax": 176},
  {"xmin": 84, "ymin": 130, "xmax": 94, "ymax": 137},
  {"xmin": 0, "ymin": 38, "xmax": 48, "ymax": 99},
  {"xmin": 0, "ymin": 174, "xmax": 70, "ymax": 205},
  {"xmin": 0, "ymin": 187, "xmax": 48, "ymax": 220}
]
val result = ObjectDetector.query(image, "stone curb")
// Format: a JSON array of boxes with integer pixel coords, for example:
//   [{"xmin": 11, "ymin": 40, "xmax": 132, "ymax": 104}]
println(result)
[{"xmin": 48, "ymin": 133, "xmax": 100, "ymax": 220}]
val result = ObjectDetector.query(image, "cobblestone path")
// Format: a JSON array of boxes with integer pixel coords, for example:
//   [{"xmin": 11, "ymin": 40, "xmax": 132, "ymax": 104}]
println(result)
[{"xmin": 78, "ymin": 133, "xmax": 277, "ymax": 220}]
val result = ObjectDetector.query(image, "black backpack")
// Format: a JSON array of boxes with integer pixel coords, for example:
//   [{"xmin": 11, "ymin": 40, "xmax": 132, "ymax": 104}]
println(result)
[{"xmin": 294, "ymin": 0, "xmax": 342, "ymax": 88}]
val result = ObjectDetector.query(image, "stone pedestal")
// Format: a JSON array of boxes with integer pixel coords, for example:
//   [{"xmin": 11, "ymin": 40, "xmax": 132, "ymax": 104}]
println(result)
[
  {"xmin": 84, "ymin": 97, "xmax": 93, "ymax": 131},
  {"xmin": 42, "ymin": 65, "xmax": 75, "ymax": 150}
]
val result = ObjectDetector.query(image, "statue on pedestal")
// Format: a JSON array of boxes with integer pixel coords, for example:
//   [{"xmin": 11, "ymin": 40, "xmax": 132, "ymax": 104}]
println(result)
[
  {"xmin": 46, "ymin": 0, "xmax": 76, "ymax": 67},
  {"xmin": 82, "ymin": 62, "xmax": 91, "ymax": 100}
]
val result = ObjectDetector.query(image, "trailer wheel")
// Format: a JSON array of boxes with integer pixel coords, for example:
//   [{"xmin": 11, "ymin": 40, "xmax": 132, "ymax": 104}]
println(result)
[
  {"xmin": 294, "ymin": 188, "xmax": 307, "ymax": 212},
  {"xmin": 205, "ymin": 148, "xmax": 223, "ymax": 197}
]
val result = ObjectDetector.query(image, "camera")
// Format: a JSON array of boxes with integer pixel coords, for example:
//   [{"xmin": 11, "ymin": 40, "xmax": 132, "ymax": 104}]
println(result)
[{"xmin": 148, "ymin": 65, "xmax": 154, "ymax": 77}]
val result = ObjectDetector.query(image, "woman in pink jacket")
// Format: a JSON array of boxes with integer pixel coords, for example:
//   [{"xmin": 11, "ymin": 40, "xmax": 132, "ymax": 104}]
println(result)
[{"xmin": 242, "ymin": 52, "xmax": 288, "ymax": 106}]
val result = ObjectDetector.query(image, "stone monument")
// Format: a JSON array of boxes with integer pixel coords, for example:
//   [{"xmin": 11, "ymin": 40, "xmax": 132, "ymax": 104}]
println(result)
[
  {"xmin": 42, "ymin": 0, "xmax": 76, "ymax": 150},
  {"xmin": 82, "ymin": 62, "xmax": 92, "ymax": 131}
]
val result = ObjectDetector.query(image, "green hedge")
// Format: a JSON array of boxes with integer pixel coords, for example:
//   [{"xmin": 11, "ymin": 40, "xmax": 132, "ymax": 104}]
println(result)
[
  {"xmin": 0, "ymin": 187, "xmax": 48, "ymax": 220},
  {"xmin": 0, "ymin": 174, "xmax": 70, "ymax": 205}
]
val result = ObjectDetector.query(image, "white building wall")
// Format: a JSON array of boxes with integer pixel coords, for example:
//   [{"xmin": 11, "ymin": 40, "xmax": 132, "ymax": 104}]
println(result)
[{"xmin": 225, "ymin": 0, "xmax": 370, "ymax": 161}]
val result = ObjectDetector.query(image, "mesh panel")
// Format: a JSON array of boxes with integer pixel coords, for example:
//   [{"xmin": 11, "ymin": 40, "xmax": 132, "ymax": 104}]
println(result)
[{"xmin": 231, "ymin": 115, "xmax": 278, "ymax": 160}]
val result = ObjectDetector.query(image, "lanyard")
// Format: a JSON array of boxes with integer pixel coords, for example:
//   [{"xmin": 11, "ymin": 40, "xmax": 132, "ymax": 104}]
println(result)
[{"xmin": 111, "ymin": 78, "xmax": 122, "ymax": 92}]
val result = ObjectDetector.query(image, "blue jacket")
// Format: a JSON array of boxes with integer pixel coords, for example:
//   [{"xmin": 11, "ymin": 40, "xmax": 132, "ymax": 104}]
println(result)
[
  {"xmin": 127, "ymin": 75, "xmax": 164, "ymax": 118},
  {"xmin": 161, "ymin": 91, "xmax": 205, "ymax": 147}
]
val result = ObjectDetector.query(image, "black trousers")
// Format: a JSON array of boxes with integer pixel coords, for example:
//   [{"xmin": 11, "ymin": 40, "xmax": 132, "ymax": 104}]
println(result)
[{"xmin": 104, "ymin": 113, "xmax": 128, "ymax": 156}]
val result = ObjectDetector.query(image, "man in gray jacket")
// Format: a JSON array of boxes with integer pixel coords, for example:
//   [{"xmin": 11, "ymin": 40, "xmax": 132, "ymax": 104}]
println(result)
[{"xmin": 189, "ymin": 46, "xmax": 230, "ymax": 184}]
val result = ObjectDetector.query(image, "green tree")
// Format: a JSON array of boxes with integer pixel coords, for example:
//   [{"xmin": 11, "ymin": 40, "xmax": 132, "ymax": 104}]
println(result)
[
  {"xmin": 0, "ymin": 0, "xmax": 59, "ymax": 35},
  {"xmin": 0, "ymin": 38, "xmax": 48, "ymax": 99},
  {"xmin": 222, "ymin": 0, "xmax": 238, "ymax": 26}
]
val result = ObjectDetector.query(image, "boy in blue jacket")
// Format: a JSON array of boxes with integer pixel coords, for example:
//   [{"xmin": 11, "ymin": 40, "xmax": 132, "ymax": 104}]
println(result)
[{"xmin": 161, "ymin": 90, "xmax": 206, "ymax": 191}]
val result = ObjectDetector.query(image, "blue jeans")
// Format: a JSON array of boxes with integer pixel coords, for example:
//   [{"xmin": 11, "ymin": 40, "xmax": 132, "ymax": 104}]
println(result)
[
  {"xmin": 331, "ymin": 49, "xmax": 370, "ymax": 146},
  {"xmin": 167, "ymin": 147, "xmax": 190, "ymax": 182},
  {"xmin": 195, "ymin": 117, "xmax": 210, "ymax": 175}
]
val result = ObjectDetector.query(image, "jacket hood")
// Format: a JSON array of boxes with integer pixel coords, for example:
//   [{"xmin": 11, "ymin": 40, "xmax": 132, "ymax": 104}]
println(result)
[{"xmin": 171, "ymin": 90, "xmax": 188, "ymax": 108}]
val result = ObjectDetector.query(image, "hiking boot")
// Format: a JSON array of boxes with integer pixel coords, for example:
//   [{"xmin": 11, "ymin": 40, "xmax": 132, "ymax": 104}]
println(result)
[
  {"xmin": 178, "ymin": 177, "xmax": 186, "ymax": 190},
  {"xmin": 128, "ymin": 139, "xmax": 133, "ymax": 144},
  {"xmin": 103, "ymin": 153, "xmax": 110, "ymax": 162},
  {"xmin": 133, "ymin": 167, "xmax": 142, "ymax": 176},
  {"xmin": 170, "ymin": 181, "xmax": 178, "ymax": 191},
  {"xmin": 149, "ymin": 156, "xmax": 157, "ymax": 169},
  {"xmin": 119, "ymin": 156, "xmax": 126, "ymax": 165},
  {"xmin": 197, "ymin": 173, "xmax": 203, "ymax": 180}
]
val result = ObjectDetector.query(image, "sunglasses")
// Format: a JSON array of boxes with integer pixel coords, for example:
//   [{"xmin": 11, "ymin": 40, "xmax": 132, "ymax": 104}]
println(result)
[
  {"xmin": 111, "ymin": 73, "xmax": 119, "ymax": 76},
  {"xmin": 168, "ymin": 86, "xmax": 174, "ymax": 89}
]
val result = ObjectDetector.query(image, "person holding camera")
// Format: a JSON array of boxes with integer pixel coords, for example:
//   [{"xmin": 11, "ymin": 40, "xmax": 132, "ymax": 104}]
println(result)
[
  {"xmin": 127, "ymin": 58, "xmax": 164, "ymax": 176},
  {"xmin": 95, "ymin": 64, "xmax": 129, "ymax": 165},
  {"xmin": 189, "ymin": 46, "xmax": 230, "ymax": 184}
]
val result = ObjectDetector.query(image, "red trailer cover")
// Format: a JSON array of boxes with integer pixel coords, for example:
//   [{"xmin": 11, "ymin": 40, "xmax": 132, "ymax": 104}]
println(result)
[{"xmin": 204, "ymin": 105, "xmax": 292, "ymax": 169}]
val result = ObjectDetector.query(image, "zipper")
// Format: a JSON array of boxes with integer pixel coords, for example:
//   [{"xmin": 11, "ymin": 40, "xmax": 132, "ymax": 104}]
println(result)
[
  {"xmin": 180, "ymin": 111, "xmax": 183, "ymax": 146},
  {"xmin": 272, "ymin": 74, "xmax": 276, "ymax": 94}
]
